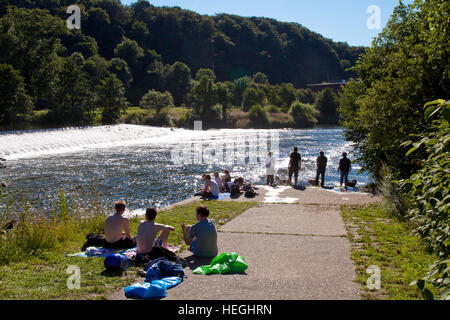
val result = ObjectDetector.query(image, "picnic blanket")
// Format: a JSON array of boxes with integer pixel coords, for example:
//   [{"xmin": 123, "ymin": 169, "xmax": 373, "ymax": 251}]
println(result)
[
  {"xmin": 193, "ymin": 252, "xmax": 248, "ymax": 275},
  {"xmin": 66, "ymin": 244, "xmax": 181, "ymax": 258},
  {"xmin": 66, "ymin": 247, "xmax": 136, "ymax": 258},
  {"xmin": 206, "ymin": 192, "xmax": 230, "ymax": 201}
]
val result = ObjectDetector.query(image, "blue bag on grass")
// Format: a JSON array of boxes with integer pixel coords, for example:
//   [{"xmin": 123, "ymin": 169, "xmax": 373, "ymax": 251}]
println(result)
[{"xmin": 124, "ymin": 281, "xmax": 167, "ymax": 299}]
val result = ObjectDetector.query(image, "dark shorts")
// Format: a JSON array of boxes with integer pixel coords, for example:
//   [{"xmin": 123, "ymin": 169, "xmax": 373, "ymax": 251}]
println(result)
[
  {"xmin": 288, "ymin": 167, "xmax": 299, "ymax": 178},
  {"xmin": 104, "ymin": 238, "xmax": 135, "ymax": 249}
]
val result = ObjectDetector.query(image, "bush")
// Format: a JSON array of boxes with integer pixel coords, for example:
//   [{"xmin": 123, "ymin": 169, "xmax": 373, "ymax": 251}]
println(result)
[
  {"xmin": 267, "ymin": 112, "xmax": 294, "ymax": 128},
  {"xmin": 267, "ymin": 105, "xmax": 280, "ymax": 113},
  {"xmin": 288, "ymin": 100, "xmax": 318, "ymax": 127},
  {"xmin": 140, "ymin": 90, "xmax": 174, "ymax": 114},
  {"xmin": 0, "ymin": 190, "xmax": 105, "ymax": 265},
  {"xmin": 400, "ymin": 100, "xmax": 450, "ymax": 300},
  {"xmin": 146, "ymin": 108, "xmax": 172, "ymax": 127},
  {"xmin": 248, "ymin": 105, "xmax": 269, "ymax": 127}
]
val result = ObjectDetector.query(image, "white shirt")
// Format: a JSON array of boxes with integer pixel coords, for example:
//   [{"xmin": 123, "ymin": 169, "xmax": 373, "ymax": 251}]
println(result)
[
  {"xmin": 208, "ymin": 179, "xmax": 220, "ymax": 196},
  {"xmin": 266, "ymin": 156, "xmax": 275, "ymax": 175},
  {"xmin": 215, "ymin": 176, "xmax": 223, "ymax": 189}
]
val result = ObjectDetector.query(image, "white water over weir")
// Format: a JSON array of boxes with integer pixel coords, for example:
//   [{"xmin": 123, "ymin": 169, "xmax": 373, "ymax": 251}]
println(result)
[{"xmin": 0, "ymin": 125, "xmax": 185, "ymax": 160}]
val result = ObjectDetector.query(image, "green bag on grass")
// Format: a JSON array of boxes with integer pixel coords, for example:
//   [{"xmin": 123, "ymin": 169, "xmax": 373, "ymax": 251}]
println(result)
[{"xmin": 193, "ymin": 252, "xmax": 248, "ymax": 275}]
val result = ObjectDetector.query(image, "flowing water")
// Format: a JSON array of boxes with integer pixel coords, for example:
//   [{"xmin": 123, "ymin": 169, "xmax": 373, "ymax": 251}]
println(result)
[{"xmin": 0, "ymin": 124, "xmax": 370, "ymax": 216}]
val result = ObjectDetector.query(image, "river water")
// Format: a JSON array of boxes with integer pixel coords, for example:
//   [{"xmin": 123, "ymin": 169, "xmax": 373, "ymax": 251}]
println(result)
[{"xmin": 0, "ymin": 124, "xmax": 369, "ymax": 216}]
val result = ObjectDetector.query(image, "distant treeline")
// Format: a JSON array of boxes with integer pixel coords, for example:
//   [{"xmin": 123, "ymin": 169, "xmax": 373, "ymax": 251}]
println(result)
[{"xmin": 0, "ymin": 0, "xmax": 364, "ymax": 128}]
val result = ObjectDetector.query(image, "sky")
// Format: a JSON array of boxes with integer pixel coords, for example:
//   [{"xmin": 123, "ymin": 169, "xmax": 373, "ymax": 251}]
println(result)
[{"xmin": 120, "ymin": 0, "xmax": 414, "ymax": 47}]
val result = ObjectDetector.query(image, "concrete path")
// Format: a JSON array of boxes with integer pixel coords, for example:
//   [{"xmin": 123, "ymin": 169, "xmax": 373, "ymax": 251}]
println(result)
[{"xmin": 109, "ymin": 186, "xmax": 379, "ymax": 300}]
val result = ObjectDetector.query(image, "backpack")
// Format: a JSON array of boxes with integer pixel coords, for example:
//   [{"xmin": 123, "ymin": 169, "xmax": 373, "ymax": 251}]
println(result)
[
  {"xmin": 104, "ymin": 253, "xmax": 129, "ymax": 272},
  {"xmin": 230, "ymin": 184, "xmax": 241, "ymax": 196},
  {"xmin": 81, "ymin": 233, "xmax": 105, "ymax": 251},
  {"xmin": 245, "ymin": 189, "xmax": 256, "ymax": 198}
]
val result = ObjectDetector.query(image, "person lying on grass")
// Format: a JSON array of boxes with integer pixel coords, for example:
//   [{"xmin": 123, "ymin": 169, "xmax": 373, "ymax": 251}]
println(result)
[
  {"xmin": 136, "ymin": 207, "xmax": 175, "ymax": 255},
  {"xmin": 181, "ymin": 206, "xmax": 218, "ymax": 258},
  {"xmin": 104, "ymin": 200, "xmax": 135, "ymax": 249}
]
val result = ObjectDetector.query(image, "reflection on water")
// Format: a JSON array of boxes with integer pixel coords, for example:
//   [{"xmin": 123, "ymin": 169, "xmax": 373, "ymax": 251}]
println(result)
[{"xmin": 0, "ymin": 124, "xmax": 370, "ymax": 216}]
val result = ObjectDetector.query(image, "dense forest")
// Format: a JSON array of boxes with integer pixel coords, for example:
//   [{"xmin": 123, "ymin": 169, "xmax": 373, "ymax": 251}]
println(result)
[
  {"xmin": 339, "ymin": 0, "xmax": 449, "ymax": 299},
  {"xmin": 0, "ymin": 0, "xmax": 364, "ymax": 129}
]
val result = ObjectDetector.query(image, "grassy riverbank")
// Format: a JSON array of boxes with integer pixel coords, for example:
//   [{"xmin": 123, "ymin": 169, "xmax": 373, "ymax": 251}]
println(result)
[
  {"xmin": 341, "ymin": 204, "xmax": 438, "ymax": 300},
  {"xmin": 0, "ymin": 198, "xmax": 256, "ymax": 300}
]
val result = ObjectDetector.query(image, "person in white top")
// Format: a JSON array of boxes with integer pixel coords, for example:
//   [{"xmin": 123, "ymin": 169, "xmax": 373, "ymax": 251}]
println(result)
[
  {"xmin": 266, "ymin": 152, "xmax": 275, "ymax": 186},
  {"xmin": 202, "ymin": 174, "xmax": 220, "ymax": 198},
  {"xmin": 213, "ymin": 171, "xmax": 224, "ymax": 192},
  {"xmin": 104, "ymin": 200, "xmax": 134, "ymax": 249},
  {"xmin": 136, "ymin": 207, "xmax": 175, "ymax": 254}
]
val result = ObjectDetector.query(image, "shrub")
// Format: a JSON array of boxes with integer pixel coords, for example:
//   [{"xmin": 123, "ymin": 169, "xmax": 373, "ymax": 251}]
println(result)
[
  {"xmin": 268, "ymin": 112, "xmax": 294, "ymax": 128},
  {"xmin": 248, "ymin": 104, "xmax": 269, "ymax": 127},
  {"xmin": 267, "ymin": 105, "xmax": 280, "ymax": 113},
  {"xmin": 140, "ymin": 90, "xmax": 174, "ymax": 114},
  {"xmin": 400, "ymin": 100, "xmax": 450, "ymax": 300},
  {"xmin": 288, "ymin": 100, "xmax": 318, "ymax": 127}
]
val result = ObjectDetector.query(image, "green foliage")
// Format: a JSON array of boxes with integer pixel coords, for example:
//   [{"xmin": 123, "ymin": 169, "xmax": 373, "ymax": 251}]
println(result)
[
  {"xmin": 268, "ymin": 83, "xmax": 296, "ymax": 112},
  {"xmin": 339, "ymin": 0, "xmax": 449, "ymax": 180},
  {"xmin": 242, "ymin": 87, "xmax": 265, "ymax": 111},
  {"xmin": 0, "ymin": 64, "xmax": 33, "ymax": 125},
  {"xmin": 51, "ymin": 52, "xmax": 95, "ymax": 125},
  {"xmin": 252, "ymin": 72, "xmax": 269, "ymax": 84},
  {"xmin": 96, "ymin": 74, "xmax": 128, "ymax": 124},
  {"xmin": 195, "ymin": 68, "xmax": 216, "ymax": 82},
  {"xmin": 296, "ymin": 88, "xmax": 316, "ymax": 104},
  {"xmin": 140, "ymin": 89, "xmax": 174, "ymax": 114},
  {"xmin": 288, "ymin": 100, "xmax": 318, "ymax": 128},
  {"xmin": 400, "ymin": 100, "xmax": 450, "ymax": 300},
  {"xmin": 164, "ymin": 61, "xmax": 191, "ymax": 105},
  {"xmin": 189, "ymin": 74, "xmax": 218, "ymax": 118},
  {"xmin": 248, "ymin": 104, "xmax": 269, "ymax": 127},
  {"xmin": 315, "ymin": 88, "xmax": 339, "ymax": 124},
  {"xmin": 0, "ymin": 2, "xmax": 366, "ymax": 128}
]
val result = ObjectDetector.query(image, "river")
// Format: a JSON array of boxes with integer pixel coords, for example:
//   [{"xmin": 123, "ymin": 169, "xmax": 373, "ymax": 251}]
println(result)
[{"xmin": 0, "ymin": 124, "xmax": 370, "ymax": 216}]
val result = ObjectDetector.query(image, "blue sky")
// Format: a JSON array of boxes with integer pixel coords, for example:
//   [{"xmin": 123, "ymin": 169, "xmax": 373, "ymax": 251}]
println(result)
[{"xmin": 120, "ymin": 0, "xmax": 413, "ymax": 47}]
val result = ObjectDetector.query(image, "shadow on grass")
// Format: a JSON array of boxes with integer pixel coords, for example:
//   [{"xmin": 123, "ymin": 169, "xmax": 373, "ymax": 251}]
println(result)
[{"xmin": 100, "ymin": 269, "xmax": 126, "ymax": 277}]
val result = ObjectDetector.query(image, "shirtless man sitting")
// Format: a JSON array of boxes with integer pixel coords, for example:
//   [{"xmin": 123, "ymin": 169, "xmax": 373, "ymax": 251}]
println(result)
[{"xmin": 104, "ymin": 200, "xmax": 135, "ymax": 249}]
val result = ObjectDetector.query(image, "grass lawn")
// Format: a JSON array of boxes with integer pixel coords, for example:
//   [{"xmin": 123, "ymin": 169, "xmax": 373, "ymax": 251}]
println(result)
[
  {"xmin": 0, "ymin": 200, "xmax": 256, "ymax": 300},
  {"xmin": 341, "ymin": 204, "xmax": 438, "ymax": 300}
]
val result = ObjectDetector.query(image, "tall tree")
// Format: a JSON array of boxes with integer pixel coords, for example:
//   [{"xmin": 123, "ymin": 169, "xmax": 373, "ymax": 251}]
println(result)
[
  {"xmin": 164, "ymin": 61, "xmax": 192, "ymax": 106},
  {"xmin": 96, "ymin": 74, "xmax": 128, "ymax": 124},
  {"xmin": 339, "ymin": 0, "xmax": 449, "ymax": 179},
  {"xmin": 0, "ymin": 63, "xmax": 33, "ymax": 125}
]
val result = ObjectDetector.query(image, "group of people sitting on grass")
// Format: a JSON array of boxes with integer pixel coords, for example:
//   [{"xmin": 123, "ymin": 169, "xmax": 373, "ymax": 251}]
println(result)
[
  {"xmin": 103, "ymin": 200, "xmax": 218, "ymax": 259},
  {"xmin": 197, "ymin": 170, "xmax": 252, "ymax": 198},
  {"xmin": 266, "ymin": 147, "xmax": 354, "ymax": 189}
]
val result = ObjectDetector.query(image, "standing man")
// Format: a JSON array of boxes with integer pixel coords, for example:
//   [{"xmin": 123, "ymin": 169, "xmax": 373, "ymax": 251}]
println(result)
[
  {"xmin": 315, "ymin": 151, "xmax": 328, "ymax": 187},
  {"xmin": 338, "ymin": 152, "xmax": 352, "ymax": 189},
  {"xmin": 288, "ymin": 147, "xmax": 301, "ymax": 186},
  {"xmin": 266, "ymin": 152, "xmax": 275, "ymax": 186}
]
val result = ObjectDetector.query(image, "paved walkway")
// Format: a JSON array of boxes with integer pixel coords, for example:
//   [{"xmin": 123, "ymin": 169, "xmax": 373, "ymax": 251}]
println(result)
[{"xmin": 109, "ymin": 186, "xmax": 380, "ymax": 300}]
